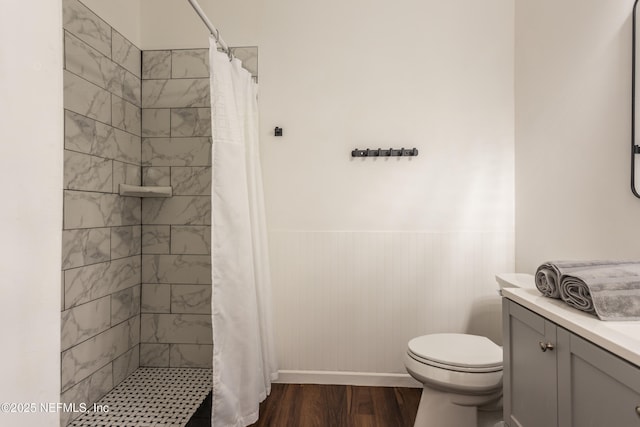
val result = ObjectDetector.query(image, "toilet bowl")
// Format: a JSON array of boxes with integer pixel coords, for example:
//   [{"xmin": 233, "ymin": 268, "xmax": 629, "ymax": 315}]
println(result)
[{"xmin": 404, "ymin": 333, "xmax": 503, "ymax": 427}]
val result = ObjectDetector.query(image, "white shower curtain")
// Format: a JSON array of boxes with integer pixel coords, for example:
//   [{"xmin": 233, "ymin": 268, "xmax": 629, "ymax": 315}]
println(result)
[{"xmin": 209, "ymin": 37, "xmax": 278, "ymax": 427}]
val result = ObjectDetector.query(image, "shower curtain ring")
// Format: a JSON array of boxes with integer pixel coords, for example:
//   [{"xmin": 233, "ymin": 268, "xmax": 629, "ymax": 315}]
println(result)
[{"xmin": 214, "ymin": 28, "xmax": 220, "ymax": 43}]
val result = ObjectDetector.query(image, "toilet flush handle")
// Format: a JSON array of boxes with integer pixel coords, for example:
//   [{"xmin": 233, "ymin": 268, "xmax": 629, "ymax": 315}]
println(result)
[{"xmin": 539, "ymin": 341, "xmax": 554, "ymax": 352}]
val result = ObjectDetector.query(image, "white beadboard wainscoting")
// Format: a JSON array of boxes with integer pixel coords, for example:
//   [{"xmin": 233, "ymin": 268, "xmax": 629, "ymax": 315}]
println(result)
[{"xmin": 269, "ymin": 230, "xmax": 514, "ymax": 386}]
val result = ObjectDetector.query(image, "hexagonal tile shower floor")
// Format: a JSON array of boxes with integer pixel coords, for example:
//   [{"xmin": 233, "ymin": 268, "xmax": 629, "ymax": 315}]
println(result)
[{"xmin": 69, "ymin": 368, "xmax": 212, "ymax": 427}]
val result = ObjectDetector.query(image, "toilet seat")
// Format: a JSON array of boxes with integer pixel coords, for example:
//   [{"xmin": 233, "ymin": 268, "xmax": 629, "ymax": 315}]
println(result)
[{"xmin": 408, "ymin": 333, "xmax": 503, "ymax": 373}]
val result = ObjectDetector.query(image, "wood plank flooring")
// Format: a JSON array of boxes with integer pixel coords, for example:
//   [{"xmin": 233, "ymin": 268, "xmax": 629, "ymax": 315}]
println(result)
[{"xmin": 249, "ymin": 384, "xmax": 422, "ymax": 427}]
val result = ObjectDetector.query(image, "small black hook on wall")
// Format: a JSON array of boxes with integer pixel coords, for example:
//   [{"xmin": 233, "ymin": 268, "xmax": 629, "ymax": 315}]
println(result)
[{"xmin": 274, "ymin": 127, "xmax": 283, "ymax": 136}]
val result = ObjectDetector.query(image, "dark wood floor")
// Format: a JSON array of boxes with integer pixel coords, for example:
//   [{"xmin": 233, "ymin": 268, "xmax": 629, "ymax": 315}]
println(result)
[
  {"xmin": 249, "ymin": 384, "xmax": 421, "ymax": 427},
  {"xmin": 185, "ymin": 384, "xmax": 421, "ymax": 426}
]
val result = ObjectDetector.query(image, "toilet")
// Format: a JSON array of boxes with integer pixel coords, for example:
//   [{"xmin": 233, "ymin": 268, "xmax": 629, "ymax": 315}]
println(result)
[
  {"xmin": 404, "ymin": 333, "xmax": 502, "ymax": 427},
  {"xmin": 404, "ymin": 274, "xmax": 532, "ymax": 427}
]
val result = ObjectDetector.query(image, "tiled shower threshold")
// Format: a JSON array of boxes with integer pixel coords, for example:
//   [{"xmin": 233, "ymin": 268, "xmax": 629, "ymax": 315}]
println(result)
[{"xmin": 69, "ymin": 368, "xmax": 212, "ymax": 427}]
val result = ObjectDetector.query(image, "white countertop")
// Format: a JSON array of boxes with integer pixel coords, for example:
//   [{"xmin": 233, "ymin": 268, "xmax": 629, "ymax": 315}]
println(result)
[{"xmin": 498, "ymin": 274, "xmax": 640, "ymax": 368}]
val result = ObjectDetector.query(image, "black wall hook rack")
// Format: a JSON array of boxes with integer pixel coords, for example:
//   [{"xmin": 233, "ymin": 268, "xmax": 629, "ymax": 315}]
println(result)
[{"xmin": 351, "ymin": 148, "xmax": 418, "ymax": 158}]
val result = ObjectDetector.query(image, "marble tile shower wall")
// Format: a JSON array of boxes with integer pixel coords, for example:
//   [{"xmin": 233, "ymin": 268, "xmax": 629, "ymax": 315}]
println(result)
[
  {"xmin": 138, "ymin": 47, "xmax": 258, "ymax": 369},
  {"xmin": 61, "ymin": 0, "xmax": 142, "ymax": 424},
  {"xmin": 139, "ymin": 49, "xmax": 214, "ymax": 369}
]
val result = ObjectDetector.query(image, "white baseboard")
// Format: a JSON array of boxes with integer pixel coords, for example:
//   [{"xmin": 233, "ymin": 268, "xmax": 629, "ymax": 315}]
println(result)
[{"xmin": 274, "ymin": 370, "xmax": 422, "ymax": 388}]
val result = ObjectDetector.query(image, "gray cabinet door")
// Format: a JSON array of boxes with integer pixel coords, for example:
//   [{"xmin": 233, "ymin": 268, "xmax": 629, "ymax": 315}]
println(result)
[
  {"xmin": 503, "ymin": 299, "xmax": 558, "ymax": 427},
  {"xmin": 557, "ymin": 328, "xmax": 640, "ymax": 427}
]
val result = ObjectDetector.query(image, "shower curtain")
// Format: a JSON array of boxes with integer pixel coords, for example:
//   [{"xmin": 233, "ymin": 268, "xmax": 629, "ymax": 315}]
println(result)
[{"xmin": 209, "ymin": 37, "xmax": 278, "ymax": 427}]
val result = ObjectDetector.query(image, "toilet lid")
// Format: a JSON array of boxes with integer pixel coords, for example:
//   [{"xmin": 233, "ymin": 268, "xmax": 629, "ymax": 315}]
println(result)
[{"xmin": 408, "ymin": 333, "xmax": 502, "ymax": 370}]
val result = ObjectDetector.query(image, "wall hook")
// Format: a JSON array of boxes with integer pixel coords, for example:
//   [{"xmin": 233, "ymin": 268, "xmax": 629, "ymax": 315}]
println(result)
[{"xmin": 351, "ymin": 147, "xmax": 419, "ymax": 158}]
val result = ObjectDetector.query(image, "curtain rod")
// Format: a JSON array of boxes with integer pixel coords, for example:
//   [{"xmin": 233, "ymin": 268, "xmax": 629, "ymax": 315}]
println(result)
[{"xmin": 186, "ymin": 0, "xmax": 231, "ymax": 55}]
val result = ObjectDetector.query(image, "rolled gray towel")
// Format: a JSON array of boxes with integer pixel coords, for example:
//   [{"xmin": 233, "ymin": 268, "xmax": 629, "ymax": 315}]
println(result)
[
  {"xmin": 535, "ymin": 260, "xmax": 627, "ymax": 299},
  {"xmin": 535, "ymin": 263, "xmax": 562, "ymax": 298},
  {"xmin": 560, "ymin": 265, "xmax": 640, "ymax": 320}
]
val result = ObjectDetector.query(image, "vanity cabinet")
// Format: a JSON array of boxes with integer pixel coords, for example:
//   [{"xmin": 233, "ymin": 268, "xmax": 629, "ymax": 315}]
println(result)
[{"xmin": 503, "ymin": 299, "xmax": 640, "ymax": 427}]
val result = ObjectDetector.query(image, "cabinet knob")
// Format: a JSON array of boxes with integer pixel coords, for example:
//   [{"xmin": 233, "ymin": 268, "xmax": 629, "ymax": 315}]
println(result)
[
  {"xmin": 539, "ymin": 341, "xmax": 554, "ymax": 352},
  {"xmin": 636, "ymin": 406, "xmax": 640, "ymax": 416}
]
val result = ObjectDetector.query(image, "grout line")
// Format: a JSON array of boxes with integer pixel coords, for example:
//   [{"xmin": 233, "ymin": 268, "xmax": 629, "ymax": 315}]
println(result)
[
  {"xmin": 66, "ymin": 30, "xmax": 142, "ymax": 96},
  {"xmin": 61, "ymin": 294, "xmax": 111, "ymax": 314},
  {"xmin": 62, "ymin": 242, "xmax": 119, "ymax": 272},
  {"xmin": 140, "ymin": 76, "xmax": 210, "ymax": 82},
  {"xmin": 62, "ymin": 311, "xmax": 140, "ymax": 357},
  {"xmin": 109, "ymin": 92, "xmax": 114, "ymax": 129},
  {"xmin": 64, "ymin": 66, "xmax": 141, "ymax": 111},
  {"xmin": 63, "ymin": 148, "xmax": 140, "ymax": 168},
  {"xmin": 64, "ymin": 102, "xmax": 141, "ymax": 141}
]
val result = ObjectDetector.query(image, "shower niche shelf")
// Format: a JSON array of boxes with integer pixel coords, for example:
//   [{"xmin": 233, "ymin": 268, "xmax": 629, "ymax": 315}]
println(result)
[{"xmin": 119, "ymin": 184, "xmax": 173, "ymax": 198}]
